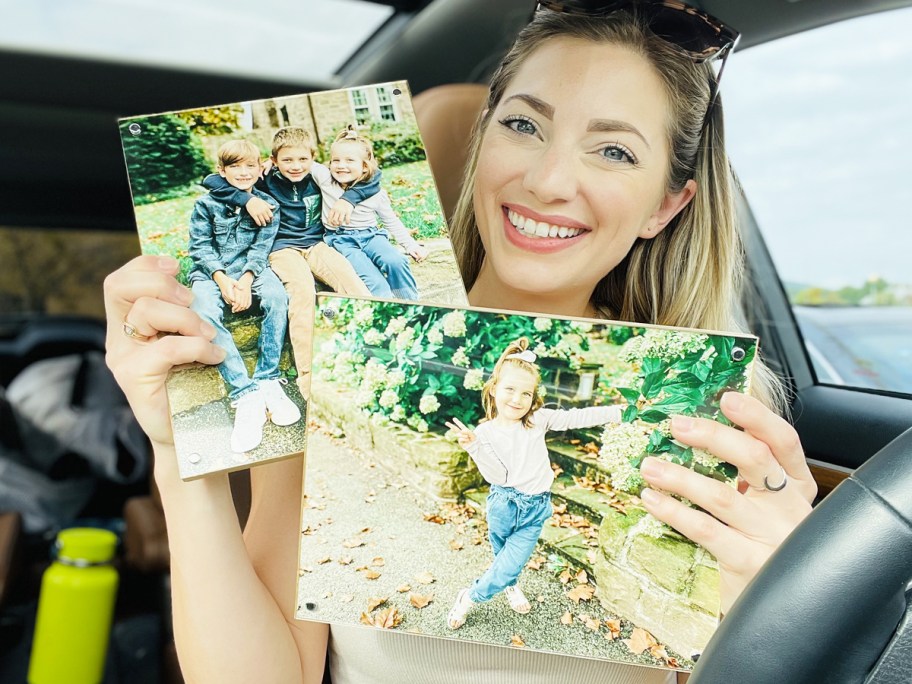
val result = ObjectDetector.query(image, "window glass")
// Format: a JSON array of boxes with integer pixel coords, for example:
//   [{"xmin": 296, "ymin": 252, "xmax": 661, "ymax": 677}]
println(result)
[
  {"xmin": 724, "ymin": 7, "xmax": 912, "ymax": 395},
  {"xmin": 0, "ymin": 0, "xmax": 394, "ymax": 83}
]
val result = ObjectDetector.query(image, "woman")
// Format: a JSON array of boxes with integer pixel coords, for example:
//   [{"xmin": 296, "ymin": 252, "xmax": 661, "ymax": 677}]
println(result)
[{"xmin": 105, "ymin": 5, "xmax": 817, "ymax": 683}]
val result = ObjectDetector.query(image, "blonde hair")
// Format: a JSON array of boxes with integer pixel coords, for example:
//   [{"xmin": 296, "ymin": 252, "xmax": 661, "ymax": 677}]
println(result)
[
  {"xmin": 481, "ymin": 338, "xmax": 544, "ymax": 428},
  {"xmin": 450, "ymin": 10, "xmax": 785, "ymax": 412},
  {"xmin": 271, "ymin": 127, "xmax": 316, "ymax": 158},
  {"xmin": 331, "ymin": 125, "xmax": 380, "ymax": 187},
  {"xmin": 217, "ymin": 139, "xmax": 260, "ymax": 168}
]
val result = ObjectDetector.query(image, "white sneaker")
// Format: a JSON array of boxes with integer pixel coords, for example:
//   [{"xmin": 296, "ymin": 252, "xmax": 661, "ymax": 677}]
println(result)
[
  {"xmin": 446, "ymin": 588, "xmax": 474, "ymax": 630},
  {"xmin": 260, "ymin": 378, "xmax": 302, "ymax": 426},
  {"xmin": 504, "ymin": 585, "xmax": 531, "ymax": 614},
  {"xmin": 230, "ymin": 390, "xmax": 267, "ymax": 453}
]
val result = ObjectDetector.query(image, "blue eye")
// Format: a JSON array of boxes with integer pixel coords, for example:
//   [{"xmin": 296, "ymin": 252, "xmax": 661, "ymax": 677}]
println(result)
[
  {"xmin": 600, "ymin": 144, "xmax": 636, "ymax": 164},
  {"xmin": 499, "ymin": 115, "xmax": 538, "ymax": 137}
]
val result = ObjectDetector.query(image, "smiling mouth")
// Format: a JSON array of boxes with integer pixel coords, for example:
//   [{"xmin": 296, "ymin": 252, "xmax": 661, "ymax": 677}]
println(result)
[{"xmin": 507, "ymin": 209, "xmax": 587, "ymax": 239}]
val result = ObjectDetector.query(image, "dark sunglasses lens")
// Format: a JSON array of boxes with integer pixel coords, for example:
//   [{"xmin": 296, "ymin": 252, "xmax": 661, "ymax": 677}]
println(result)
[{"xmin": 648, "ymin": 6, "xmax": 730, "ymax": 56}]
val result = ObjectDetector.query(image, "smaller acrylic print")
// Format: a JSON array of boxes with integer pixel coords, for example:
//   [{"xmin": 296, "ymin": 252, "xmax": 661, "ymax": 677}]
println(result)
[
  {"xmin": 296, "ymin": 294, "xmax": 757, "ymax": 672},
  {"xmin": 118, "ymin": 82, "xmax": 466, "ymax": 480}
]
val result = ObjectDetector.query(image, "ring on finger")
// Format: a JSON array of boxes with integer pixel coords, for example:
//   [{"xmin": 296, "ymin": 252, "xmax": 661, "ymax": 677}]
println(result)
[
  {"xmin": 748, "ymin": 464, "xmax": 788, "ymax": 492},
  {"xmin": 122, "ymin": 319, "xmax": 153, "ymax": 342}
]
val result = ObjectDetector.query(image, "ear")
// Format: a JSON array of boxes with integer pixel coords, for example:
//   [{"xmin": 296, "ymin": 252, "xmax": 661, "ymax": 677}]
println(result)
[
  {"xmin": 218, "ymin": 167, "xmax": 227, "ymax": 179},
  {"xmin": 639, "ymin": 179, "xmax": 697, "ymax": 239}
]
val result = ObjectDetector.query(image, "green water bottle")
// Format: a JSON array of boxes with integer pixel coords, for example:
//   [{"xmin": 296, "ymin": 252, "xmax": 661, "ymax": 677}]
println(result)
[{"xmin": 28, "ymin": 527, "xmax": 119, "ymax": 684}]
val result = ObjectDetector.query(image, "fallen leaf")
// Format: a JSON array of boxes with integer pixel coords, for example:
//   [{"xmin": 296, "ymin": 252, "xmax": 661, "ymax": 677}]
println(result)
[
  {"xmin": 362, "ymin": 569, "xmax": 381, "ymax": 580},
  {"xmin": 371, "ymin": 557, "xmax": 385, "ymax": 567},
  {"xmin": 583, "ymin": 615, "xmax": 601, "ymax": 631},
  {"xmin": 569, "ymin": 439, "xmax": 581, "ymax": 445},
  {"xmin": 409, "ymin": 593, "xmax": 433, "ymax": 609},
  {"xmin": 360, "ymin": 606, "xmax": 402, "ymax": 629},
  {"xmin": 624, "ymin": 627, "xmax": 658, "ymax": 655},
  {"xmin": 559, "ymin": 570, "xmax": 573, "ymax": 585},
  {"xmin": 340, "ymin": 594, "xmax": 355, "ymax": 603},
  {"xmin": 552, "ymin": 503, "xmax": 568, "ymax": 515},
  {"xmin": 537, "ymin": 595, "xmax": 545, "ymax": 603},
  {"xmin": 396, "ymin": 584, "xmax": 411, "ymax": 593},
  {"xmin": 415, "ymin": 571, "xmax": 435, "ymax": 585},
  {"xmin": 366, "ymin": 597, "xmax": 388, "ymax": 612},
  {"xmin": 510, "ymin": 635, "xmax": 526, "ymax": 648},
  {"xmin": 566, "ymin": 583, "xmax": 596, "ymax": 604},
  {"xmin": 424, "ymin": 514, "xmax": 445, "ymax": 524},
  {"xmin": 605, "ymin": 619, "xmax": 622, "ymax": 640},
  {"xmin": 576, "ymin": 569, "xmax": 588, "ymax": 584},
  {"xmin": 317, "ymin": 556, "xmax": 331, "ymax": 565},
  {"xmin": 449, "ymin": 539, "xmax": 464, "ymax": 551},
  {"xmin": 343, "ymin": 538, "xmax": 365, "ymax": 548},
  {"xmin": 560, "ymin": 611, "xmax": 573, "ymax": 626},
  {"xmin": 360, "ymin": 527, "xmax": 373, "ymax": 534},
  {"xmin": 338, "ymin": 556, "xmax": 354, "ymax": 566},
  {"xmin": 298, "ymin": 567, "xmax": 312, "ymax": 575}
]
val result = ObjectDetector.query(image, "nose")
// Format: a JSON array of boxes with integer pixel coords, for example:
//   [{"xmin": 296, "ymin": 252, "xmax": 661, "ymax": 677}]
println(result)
[{"xmin": 521, "ymin": 140, "xmax": 578, "ymax": 204}]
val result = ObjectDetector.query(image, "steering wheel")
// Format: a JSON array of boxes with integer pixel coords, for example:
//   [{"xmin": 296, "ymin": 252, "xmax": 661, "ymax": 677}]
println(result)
[{"xmin": 690, "ymin": 428, "xmax": 912, "ymax": 683}]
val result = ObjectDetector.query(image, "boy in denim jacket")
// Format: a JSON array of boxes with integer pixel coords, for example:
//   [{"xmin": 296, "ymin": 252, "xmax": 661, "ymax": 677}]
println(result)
[{"xmin": 188, "ymin": 140, "xmax": 300, "ymax": 453}]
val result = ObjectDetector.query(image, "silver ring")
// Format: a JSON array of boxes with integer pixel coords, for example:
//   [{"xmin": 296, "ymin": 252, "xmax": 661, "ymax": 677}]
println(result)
[
  {"xmin": 749, "ymin": 464, "xmax": 787, "ymax": 492},
  {"xmin": 122, "ymin": 319, "xmax": 151, "ymax": 342}
]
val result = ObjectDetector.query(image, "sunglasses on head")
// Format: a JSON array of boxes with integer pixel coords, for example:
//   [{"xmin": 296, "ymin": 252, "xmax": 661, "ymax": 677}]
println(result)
[
  {"xmin": 535, "ymin": 1, "xmax": 739, "ymax": 129},
  {"xmin": 535, "ymin": 1, "xmax": 739, "ymax": 62}
]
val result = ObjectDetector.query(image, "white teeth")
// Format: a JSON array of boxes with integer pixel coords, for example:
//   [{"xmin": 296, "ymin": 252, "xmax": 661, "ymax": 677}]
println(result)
[{"xmin": 507, "ymin": 209, "xmax": 585, "ymax": 240}]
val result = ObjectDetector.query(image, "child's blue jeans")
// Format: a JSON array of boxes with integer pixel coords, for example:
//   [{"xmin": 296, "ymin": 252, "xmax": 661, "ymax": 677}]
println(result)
[
  {"xmin": 324, "ymin": 227, "xmax": 418, "ymax": 300},
  {"xmin": 470, "ymin": 485, "xmax": 553, "ymax": 603},
  {"xmin": 190, "ymin": 268, "xmax": 288, "ymax": 401}
]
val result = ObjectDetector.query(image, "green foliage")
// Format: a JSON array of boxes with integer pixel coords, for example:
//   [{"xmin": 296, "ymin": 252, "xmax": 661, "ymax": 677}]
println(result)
[
  {"xmin": 121, "ymin": 115, "xmax": 211, "ymax": 204},
  {"xmin": 175, "ymin": 105, "xmax": 244, "ymax": 136},
  {"xmin": 318, "ymin": 122, "xmax": 426, "ymax": 168},
  {"xmin": 599, "ymin": 330, "xmax": 756, "ymax": 493},
  {"xmin": 312, "ymin": 300, "xmax": 595, "ymax": 432}
]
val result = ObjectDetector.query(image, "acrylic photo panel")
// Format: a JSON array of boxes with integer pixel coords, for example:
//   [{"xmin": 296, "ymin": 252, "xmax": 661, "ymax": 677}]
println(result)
[
  {"xmin": 296, "ymin": 294, "xmax": 758, "ymax": 672},
  {"xmin": 118, "ymin": 82, "xmax": 467, "ymax": 480}
]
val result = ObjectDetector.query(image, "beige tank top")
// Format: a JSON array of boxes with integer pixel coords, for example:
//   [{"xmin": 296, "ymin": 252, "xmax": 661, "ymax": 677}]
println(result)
[{"xmin": 328, "ymin": 624, "xmax": 676, "ymax": 684}]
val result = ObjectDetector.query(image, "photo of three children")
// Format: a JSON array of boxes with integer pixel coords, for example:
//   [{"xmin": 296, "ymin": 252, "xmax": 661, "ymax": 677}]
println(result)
[{"xmin": 121, "ymin": 83, "xmax": 467, "ymax": 478}]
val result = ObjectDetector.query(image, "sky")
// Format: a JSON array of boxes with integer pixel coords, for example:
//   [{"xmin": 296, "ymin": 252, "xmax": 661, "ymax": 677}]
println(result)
[{"xmin": 723, "ymin": 7, "xmax": 912, "ymax": 290}]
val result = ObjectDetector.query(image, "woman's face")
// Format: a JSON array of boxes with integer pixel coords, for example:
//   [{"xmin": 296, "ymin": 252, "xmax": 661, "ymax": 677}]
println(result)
[{"xmin": 473, "ymin": 38, "xmax": 694, "ymax": 308}]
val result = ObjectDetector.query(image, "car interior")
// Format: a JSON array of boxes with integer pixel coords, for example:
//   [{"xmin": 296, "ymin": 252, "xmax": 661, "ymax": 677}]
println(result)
[{"xmin": 1, "ymin": 1, "xmax": 910, "ymax": 682}]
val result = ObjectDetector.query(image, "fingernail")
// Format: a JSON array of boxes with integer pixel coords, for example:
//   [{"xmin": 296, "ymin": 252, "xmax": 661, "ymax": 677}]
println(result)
[
  {"xmin": 640, "ymin": 457, "xmax": 663, "ymax": 479},
  {"xmin": 640, "ymin": 488, "xmax": 661, "ymax": 506},
  {"xmin": 721, "ymin": 392, "xmax": 744, "ymax": 412},
  {"xmin": 672, "ymin": 415, "xmax": 694, "ymax": 432},
  {"xmin": 158, "ymin": 256, "xmax": 179, "ymax": 270},
  {"xmin": 200, "ymin": 321, "xmax": 216, "ymax": 339},
  {"xmin": 213, "ymin": 345, "xmax": 227, "ymax": 361}
]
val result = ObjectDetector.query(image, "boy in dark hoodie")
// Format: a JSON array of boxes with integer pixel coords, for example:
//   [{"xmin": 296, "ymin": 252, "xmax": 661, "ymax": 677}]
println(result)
[{"xmin": 204, "ymin": 127, "xmax": 380, "ymax": 398}]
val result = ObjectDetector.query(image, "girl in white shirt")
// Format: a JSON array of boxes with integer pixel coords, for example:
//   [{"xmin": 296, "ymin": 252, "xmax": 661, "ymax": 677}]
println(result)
[
  {"xmin": 445, "ymin": 337, "xmax": 622, "ymax": 629},
  {"xmin": 316, "ymin": 126, "xmax": 429, "ymax": 300}
]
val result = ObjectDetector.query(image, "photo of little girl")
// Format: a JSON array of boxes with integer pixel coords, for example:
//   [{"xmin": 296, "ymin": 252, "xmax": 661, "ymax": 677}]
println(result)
[
  {"xmin": 314, "ymin": 125, "xmax": 429, "ymax": 300},
  {"xmin": 444, "ymin": 338, "xmax": 623, "ymax": 630}
]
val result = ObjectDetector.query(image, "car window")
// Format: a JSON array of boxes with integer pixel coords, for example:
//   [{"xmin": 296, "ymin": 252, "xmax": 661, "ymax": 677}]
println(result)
[
  {"xmin": 724, "ymin": 7, "xmax": 912, "ymax": 396},
  {"xmin": 0, "ymin": 0, "xmax": 394, "ymax": 83}
]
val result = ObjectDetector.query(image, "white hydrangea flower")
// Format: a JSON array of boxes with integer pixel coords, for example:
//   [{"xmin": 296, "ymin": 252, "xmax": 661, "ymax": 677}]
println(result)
[
  {"xmin": 390, "ymin": 405, "xmax": 406, "ymax": 422},
  {"xmin": 598, "ymin": 422, "xmax": 652, "ymax": 493},
  {"xmin": 570, "ymin": 322, "xmax": 594, "ymax": 333},
  {"xmin": 533, "ymin": 317, "xmax": 552, "ymax": 332},
  {"xmin": 362, "ymin": 358, "xmax": 388, "ymax": 391},
  {"xmin": 638, "ymin": 515, "xmax": 669, "ymax": 539},
  {"xmin": 419, "ymin": 394, "xmax": 441, "ymax": 415},
  {"xmin": 463, "ymin": 368, "xmax": 485, "ymax": 390},
  {"xmin": 442, "ymin": 310, "xmax": 467, "ymax": 338},
  {"xmin": 386, "ymin": 369, "xmax": 407, "ymax": 388},
  {"xmin": 415, "ymin": 418, "xmax": 429, "ymax": 433},
  {"xmin": 395, "ymin": 327, "xmax": 415, "ymax": 351},
  {"xmin": 385, "ymin": 316, "xmax": 408, "ymax": 336},
  {"xmin": 451, "ymin": 346, "xmax": 470, "ymax": 368},
  {"xmin": 621, "ymin": 330, "xmax": 709, "ymax": 363},
  {"xmin": 355, "ymin": 389, "xmax": 374, "ymax": 408},
  {"xmin": 363, "ymin": 329, "xmax": 385, "ymax": 346},
  {"xmin": 379, "ymin": 389, "xmax": 399, "ymax": 409},
  {"xmin": 692, "ymin": 447, "xmax": 721, "ymax": 469},
  {"xmin": 427, "ymin": 328, "xmax": 444, "ymax": 345},
  {"xmin": 354, "ymin": 304, "xmax": 375, "ymax": 326}
]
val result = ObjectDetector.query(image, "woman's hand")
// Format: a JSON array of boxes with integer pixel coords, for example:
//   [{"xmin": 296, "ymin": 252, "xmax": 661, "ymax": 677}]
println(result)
[
  {"xmin": 638, "ymin": 391, "xmax": 816, "ymax": 614},
  {"xmin": 445, "ymin": 417, "xmax": 477, "ymax": 449},
  {"xmin": 104, "ymin": 255, "xmax": 225, "ymax": 450}
]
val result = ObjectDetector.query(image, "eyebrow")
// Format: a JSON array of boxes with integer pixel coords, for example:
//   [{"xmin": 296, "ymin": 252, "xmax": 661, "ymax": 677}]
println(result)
[{"xmin": 504, "ymin": 93, "xmax": 651, "ymax": 149}]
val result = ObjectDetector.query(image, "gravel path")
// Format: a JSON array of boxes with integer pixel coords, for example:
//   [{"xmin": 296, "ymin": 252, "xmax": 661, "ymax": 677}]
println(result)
[{"xmin": 296, "ymin": 425, "xmax": 687, "ymax": 672}]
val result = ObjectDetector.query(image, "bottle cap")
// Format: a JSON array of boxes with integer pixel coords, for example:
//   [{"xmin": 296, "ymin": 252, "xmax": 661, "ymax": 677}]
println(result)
[{"xmin": 56, "ymin": 528, "xmax": 118, "ymax": 565}]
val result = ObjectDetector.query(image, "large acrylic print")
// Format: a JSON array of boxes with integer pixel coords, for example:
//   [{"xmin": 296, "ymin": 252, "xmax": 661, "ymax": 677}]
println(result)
[
  {"xmin": 296, "ymin": 295, "xmax": 757, "ymax": 672},
  {"xmin": 119, "ymin": 83, "xmax": 466, "ymax": 480}
]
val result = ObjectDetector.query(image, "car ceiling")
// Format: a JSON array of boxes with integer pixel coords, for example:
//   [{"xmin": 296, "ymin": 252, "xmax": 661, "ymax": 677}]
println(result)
[{"xmin": 0, "ymin": 0, "xmax": 908, "ymax": 231}]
